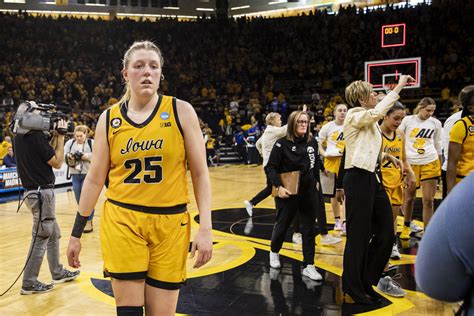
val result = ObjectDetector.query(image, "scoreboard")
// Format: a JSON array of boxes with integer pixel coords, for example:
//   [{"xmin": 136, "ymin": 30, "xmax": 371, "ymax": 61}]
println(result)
[{"xmin": 381, "ymin": 23, "xmax": 406, "ymax": 48}]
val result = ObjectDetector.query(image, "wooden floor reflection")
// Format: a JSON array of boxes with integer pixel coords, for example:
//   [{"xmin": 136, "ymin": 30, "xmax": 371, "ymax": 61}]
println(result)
[{"xmin": 0, "ymin": 164, "xmax": 457, "ymax": 315}]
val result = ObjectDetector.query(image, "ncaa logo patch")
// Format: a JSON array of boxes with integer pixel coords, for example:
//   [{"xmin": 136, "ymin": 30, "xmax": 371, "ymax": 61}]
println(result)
[
  {"xmin": 160, "ymin": 112, "xmax": 170, "ymax": 120},
  {"xmin": 111, "ymin": 118, "xmax": 122, "ymax": 128}
]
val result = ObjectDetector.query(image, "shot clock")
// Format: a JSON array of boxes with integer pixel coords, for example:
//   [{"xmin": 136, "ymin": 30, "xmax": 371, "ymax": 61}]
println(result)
[{"xmin": 381, "ymin": 23, "xmax": 406, "ymax": 48}]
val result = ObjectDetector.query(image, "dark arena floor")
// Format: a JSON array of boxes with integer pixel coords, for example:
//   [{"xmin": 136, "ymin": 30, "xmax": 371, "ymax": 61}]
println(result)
[{"xmin": 0, "ymin": 165, "xmax": 455, "ymax": 315}]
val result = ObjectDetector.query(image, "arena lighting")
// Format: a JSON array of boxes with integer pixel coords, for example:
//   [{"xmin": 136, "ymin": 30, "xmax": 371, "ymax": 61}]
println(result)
[
  {"xmin": 268, "ymin": 0, "xmax": 287, "ymax": 4},
  {"xmin": 234, "ymin": 2, "xmax": 328, "ymax": 18},
  {"xmin": 116, "ymin": 12, "xmax": 197, "ymax": 18},
  {"xmin": 41, "ymin": 1, "xmax": 56, "ymax": 4},
  {"xmin": 196, "ymin": 7, "xmax": 214, "ymax": 11},
  {"xmin": 163, "ymin": 6, "xmax": 180, "ymax": 9},
  {"xmin": 25, "ymin": 9, "xmax": 109, "ymax": 15},
  {"xmin": 85, "ymin": 3, "xmax": 107, "ymax": 6},
  {"xmin": 233, "ymin": 7, "xmax": 286, "ymax": 17},
  {"xmin": 230, "ymin": 5, "xmax": 250, "ymax": 10}
]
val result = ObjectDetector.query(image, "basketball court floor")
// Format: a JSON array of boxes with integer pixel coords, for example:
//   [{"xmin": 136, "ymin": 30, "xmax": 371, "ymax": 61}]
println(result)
[{"xmin": 0, "ymin": 165, "xmax": 456, "ymax": 315}]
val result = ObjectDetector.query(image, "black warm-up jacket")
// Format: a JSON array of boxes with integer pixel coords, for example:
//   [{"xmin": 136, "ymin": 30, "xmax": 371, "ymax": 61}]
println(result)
[{"xmin": 265, "ymin": 136, "xmax": 322, "ymax": 191}]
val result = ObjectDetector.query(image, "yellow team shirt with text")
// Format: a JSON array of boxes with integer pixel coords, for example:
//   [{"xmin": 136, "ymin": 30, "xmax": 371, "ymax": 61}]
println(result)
[
  {"xmin": 381, "ymin": 130, "xmax": 403, "ymax": 189},
  {"xmin": 450, "ymin": 116, "xmax": 474, "ymax": 178},
  {"xmin": 105, "ymin": 95, "xmax": 189, "ymax": 207}
]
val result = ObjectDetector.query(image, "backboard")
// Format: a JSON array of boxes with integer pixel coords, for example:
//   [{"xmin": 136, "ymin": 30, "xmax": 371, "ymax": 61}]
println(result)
[{"xmin": 365, "ymin": 57, "xmax": 421, "ymax": 91}]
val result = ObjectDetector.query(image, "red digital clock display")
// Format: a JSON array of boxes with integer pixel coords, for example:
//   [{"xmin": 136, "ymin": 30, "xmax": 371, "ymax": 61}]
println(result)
[{"xmin": 381, "ymin": 23, "xmax": 406, "ymax": 48}]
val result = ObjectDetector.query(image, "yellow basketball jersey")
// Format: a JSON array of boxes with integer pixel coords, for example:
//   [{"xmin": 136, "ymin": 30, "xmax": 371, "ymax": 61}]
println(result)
[
  {"xmin": 450, "ymin": 116, "xmax": 474, "ymax": 178},
  {"xmin": 105, "ymin": 95, "xmax": 189, "ymax": 208},
  {"xmin": 381, "ymin": 130, "xmax": 403, "ymax": 189}
]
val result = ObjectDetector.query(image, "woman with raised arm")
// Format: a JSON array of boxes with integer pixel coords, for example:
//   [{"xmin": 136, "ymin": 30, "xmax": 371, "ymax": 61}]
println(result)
[{"xmin": 341, "ymin": 75, "xmax": 414, "ymax": 305}]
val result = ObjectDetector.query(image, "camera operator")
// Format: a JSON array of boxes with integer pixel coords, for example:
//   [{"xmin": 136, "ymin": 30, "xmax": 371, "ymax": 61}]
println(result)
[
  {"xmin": 65, "ymin": 125, "xmax": 94, "ymax": 233},
  {"xmin": 14, "ymin": 118, "xmax": 79, "ymax": 295}
]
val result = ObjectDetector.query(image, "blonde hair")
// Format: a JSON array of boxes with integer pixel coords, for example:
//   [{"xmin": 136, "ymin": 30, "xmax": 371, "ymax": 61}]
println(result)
[
  {"xmin": 117, "ymin": 40, "xmax": 165, "ymax": 106},
  {"xmin": 345, "ymin": 80, "xmax": 373, "ymax": 107},
  {"xmin": 414, "ymin": 97, "xmax": 436, "ymax": 114},
  {"xmin": 265, "ymin": 112, "xmax": 281, "ymax": 126},
  {"xmin": 74, "ymin": 125, "xmax": 89, "ymax": 135}
]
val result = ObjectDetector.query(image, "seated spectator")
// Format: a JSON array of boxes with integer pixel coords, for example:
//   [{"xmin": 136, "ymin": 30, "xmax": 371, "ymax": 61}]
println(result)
[
  {"xmin": 3, "ymin": 146, "xmax": 16, "ymax": 167},
  {"xmin": 0, "ymin": 136, "xmax": 12, "ymax": 165}
]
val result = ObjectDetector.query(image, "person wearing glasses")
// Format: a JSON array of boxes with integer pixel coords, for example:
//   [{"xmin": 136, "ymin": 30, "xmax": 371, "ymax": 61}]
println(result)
[{"xmin": 265, "ymin": 110, "xmax": 324, "ymax": 281}]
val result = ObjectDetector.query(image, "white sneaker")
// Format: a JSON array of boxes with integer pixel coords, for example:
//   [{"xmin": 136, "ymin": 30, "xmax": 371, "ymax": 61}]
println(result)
[
  {"xmin": 302, "ymin": 265, "xmax": 323, "ymax": 281},
  {"xmin": 410, "ymin": 222, "xmax": 423, "ymax": 233},
  {"xmin": 320, "ymin": 234, "xmax": 342, "ymax": 245},
  {"xmin": 334, "ymin": 219, "xmax": 343, "ymax": 231},
  {"xmin": 244, "ymin": 200, "xmax": 253, "ymax": 217},
  {"xmin": 292, "ymin": 232, "xmax": 303, "ymax": 245},
  {"xmin": 390, "ymin": 243, "xmax": 401, "ymax": 260},
  {"xmin": 269, "ymin": 252, "xmax": 281, "ymax": 269},
  {"xmin": 341, "ymin": 222, "xmax": 347, "ymax": 236}
]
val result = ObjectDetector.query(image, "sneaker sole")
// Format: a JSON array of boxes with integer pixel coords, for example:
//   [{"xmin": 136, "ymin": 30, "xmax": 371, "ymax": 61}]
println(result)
[
  {"xmin": 378, "ymin": 289, "xmax": 406, "ymax": 298},
  {"xmin": 302, "ymin": 271, "xmax": 322, "ymax": 281},
  {"xmin": 20, "ymin": 288, "xmax": 53, "ymax": 295},
  {"xmin": 51, "ymin": 276, "xmax": 79, "ymax": 285}
]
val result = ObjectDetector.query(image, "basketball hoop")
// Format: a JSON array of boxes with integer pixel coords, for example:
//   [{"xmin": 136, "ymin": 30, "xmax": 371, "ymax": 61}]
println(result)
[{"xmin": 384, "ymin": 83, "xmax": 397, "ymax": 92}]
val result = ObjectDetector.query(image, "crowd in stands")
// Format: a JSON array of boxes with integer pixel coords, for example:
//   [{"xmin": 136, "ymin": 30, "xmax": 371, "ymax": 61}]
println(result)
[{"xmin": 0, "ymin": 1, "xmax": 471, "ymax": 161}]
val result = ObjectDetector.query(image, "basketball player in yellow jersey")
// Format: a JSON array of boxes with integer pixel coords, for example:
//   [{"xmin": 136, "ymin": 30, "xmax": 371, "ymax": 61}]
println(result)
[
  {"xmin": 399, "ymin": 97, "xmax": 442, "ymax": 238},
  {"xmin": 67, "ymin": 41, "xmax": 212, "ymax": 316},
  {"xmin": 318, "ymin": 103, "xmax": 347, "ymax": 233},
  {"xmin": 380, "ymin": 103, "xmax": 416, "ymax": 262},
  {"xmin": 447, "ymin": 85, "xmax": 474, "ymax": 193}
]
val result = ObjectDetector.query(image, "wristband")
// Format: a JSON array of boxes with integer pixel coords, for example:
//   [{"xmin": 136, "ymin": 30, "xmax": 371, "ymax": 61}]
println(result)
[{"xmin": 71, "ymin": 212, "xmax": 89, "ymax": 238}]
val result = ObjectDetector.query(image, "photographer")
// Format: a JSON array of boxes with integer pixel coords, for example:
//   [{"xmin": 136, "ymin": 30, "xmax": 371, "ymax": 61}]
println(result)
[
  {"xmin": 14, "ymin": 116, "xmax": 79, "ymax": 295},
  {"xmin": 65, "ymin": 125, "xmax": 94, "ymax": 233}
]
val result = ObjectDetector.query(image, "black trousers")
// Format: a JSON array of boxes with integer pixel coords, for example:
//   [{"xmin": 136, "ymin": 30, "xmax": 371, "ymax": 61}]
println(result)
[
  {"xmin": 271, "ymin": 188, "xmax": 317, "ymax": 266},
  {"xmin": 342, "ymin": 168, "xmax": 394, "ymax": 300},
  {"xmin": 316, "ymin": 183, "xmax": 329, "ymax": 235},
  {"xmin": 250, "ymin": 175, "xmax": 272, "ymax": 206},
  {"xmin": 293, "ymin": 183, "xmax": 328, "ymax": 236}
]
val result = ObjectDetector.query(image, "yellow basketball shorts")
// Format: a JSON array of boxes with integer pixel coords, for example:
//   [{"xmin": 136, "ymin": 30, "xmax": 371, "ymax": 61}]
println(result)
[
  {"xmin": 324, "ymin": 156, "xmax": 342, "ymax": 177},
  {"xmin": 384, "ymin": 185, "xmax": 403, "ymax": 206},
  {"xmin": 411, "ymin": 159, "xmax": 441, "ymax": 188},
  {"xmin": 100, "ymin": 200, "xmax": 191, "ymax": 290}
]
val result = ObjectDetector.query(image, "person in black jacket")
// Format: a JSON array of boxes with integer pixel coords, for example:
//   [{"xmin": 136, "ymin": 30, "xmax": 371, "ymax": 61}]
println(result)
[{"xmin": 266, "ymin": 110, "xmax": 323, "ymax": 281}]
